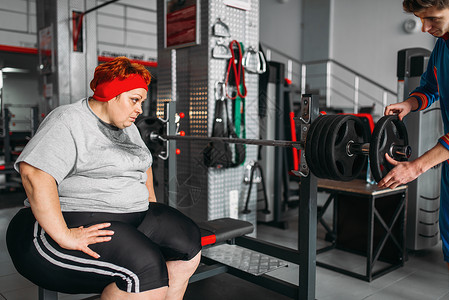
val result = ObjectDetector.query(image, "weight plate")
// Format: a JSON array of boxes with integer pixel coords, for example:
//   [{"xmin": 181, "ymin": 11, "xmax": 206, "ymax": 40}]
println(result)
[
  {"xmin": 305, "ymin": 115, "xmax": 328, "ymax": 178},
  {"xmin": 317, "ymin": 115, "xmax": 341, "ymax": 179},
  {"xmin": 322, "ymin": 115, "xmax": 347, "ymax": 180},
  {"xmin": 312, "ymin": 115, "xmax": 343, "ymax": 179},
  {"xmin": 325, "ymin": 115, "xmax": 369, "ymax": 181},
  {"xmin": 369, "ymin": 115, "xmax": 409, "ymax": 183},
  {"xmin": 323, "ymin": 115, "xmax": 347, "ymax": 180},
  {"xmin": 135, "ymin": 116, "xmax": 166, "ymax": 156},
  {"xmin": 312, "ymin": 116, "xmax": 330, "ymax": 179}
]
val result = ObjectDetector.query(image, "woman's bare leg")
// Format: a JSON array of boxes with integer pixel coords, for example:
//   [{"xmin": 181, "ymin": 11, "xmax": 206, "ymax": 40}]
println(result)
[
  {"xmin": 101, "ymin": 251, "xmax": 201, "ymax": 300},
  {"xmin": 101, "ymin": 282, "xmax": 168, "ymax": 300},
  {"xmin": 165, "ymin": 251, "xmax": 202, "ymax": 300}
]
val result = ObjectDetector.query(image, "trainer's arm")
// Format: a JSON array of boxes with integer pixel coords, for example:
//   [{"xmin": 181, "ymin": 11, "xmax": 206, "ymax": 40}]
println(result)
[
  {"xmin": 19, "ymin": 162, "xmax": 113, "ymax": 258},
  {"xmin": 378, "ymin": 143, "xmax": 449, "ymax": 189}
]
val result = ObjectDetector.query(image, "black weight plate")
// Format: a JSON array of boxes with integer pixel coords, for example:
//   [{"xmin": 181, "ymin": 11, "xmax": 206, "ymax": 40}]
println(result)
[
  {"xmin": 135, "ymin": 116, "xmax": 166, "ymax": 156},
  {"xmin": 369, "ymin": 115, "xmax": 409, "ymax": 183},
  {"xmin": 322, "ymin": 115, "xmax": 347, "ymax": 180},
  {"xmin": 305, "ymin": 115, "xmax": 325, "ymax": 178},
  {"xmin": 305, "ymin": 115, "xmax": 329, "ymax": 178},
  {"xmin": 323, "ymin": 115, "xmax": 349, "ymax": 180},
  {"xmin": 317, "ymin": 115, "xmax": 341, "ymax": 179},
  {"xmin": 325, "ymin": 115, "xmax": 369, "ymax": 181},
  {"xmin": 311, "ymin": 115, "xmax": 339, "ymax": 179}
]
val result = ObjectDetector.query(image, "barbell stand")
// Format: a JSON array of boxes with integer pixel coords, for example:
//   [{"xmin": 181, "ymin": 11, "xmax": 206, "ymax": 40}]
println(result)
[
  {"xmin": 162, "ymin": 93, "xmax": 319, "ymax": 299},
  {"xmin": 298, "ymin": 94, "xmax": 319, "ymax": 300}
]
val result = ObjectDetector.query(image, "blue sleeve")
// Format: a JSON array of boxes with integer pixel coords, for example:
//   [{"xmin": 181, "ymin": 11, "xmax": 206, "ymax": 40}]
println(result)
[{"xmin": 409, "ymin": 41, "xmax": 441, "ymax": 111}]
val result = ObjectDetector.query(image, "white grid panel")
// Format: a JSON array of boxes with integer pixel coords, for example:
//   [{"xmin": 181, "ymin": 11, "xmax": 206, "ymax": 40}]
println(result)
[
  {"xmin": 156, "ymin": 0, "xmax": 260, "ymax": 233},
  {"xmin": 207, "ymin": 0, "xmax": 259, "ymax": 232}
]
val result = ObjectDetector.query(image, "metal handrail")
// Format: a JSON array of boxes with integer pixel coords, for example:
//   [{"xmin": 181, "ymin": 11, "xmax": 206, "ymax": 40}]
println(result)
[
  {"xmin": 302, "ymin": 58, "xmax": 397, "ymax": 96},
  {"xmin": 331, "ymin": 74, "xmax": 385, "ymax": 106},
  {"xmin": 260, "ymin": 42, "xmax": 397, "ymax": 101}
]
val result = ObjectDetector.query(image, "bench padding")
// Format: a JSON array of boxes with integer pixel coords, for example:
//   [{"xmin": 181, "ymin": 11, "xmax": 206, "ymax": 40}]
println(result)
[{"xmin": 197, "ymin": 218, "xmax": 254, "ymax": 245}]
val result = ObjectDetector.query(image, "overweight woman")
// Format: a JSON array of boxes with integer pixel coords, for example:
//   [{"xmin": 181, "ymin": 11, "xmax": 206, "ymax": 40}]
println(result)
[{"xmin": 6, "ymin": 57, "xmax": 202, "ymax": 300}]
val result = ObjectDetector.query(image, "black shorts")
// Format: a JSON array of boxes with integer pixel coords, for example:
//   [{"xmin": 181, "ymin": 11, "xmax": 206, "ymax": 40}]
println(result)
[{"xmin": 6, "ymin": 203, "xmax": 202, "ymax": 294}]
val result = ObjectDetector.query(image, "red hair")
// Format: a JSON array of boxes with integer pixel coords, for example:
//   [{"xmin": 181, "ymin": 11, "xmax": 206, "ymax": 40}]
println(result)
[{"xmin": 90, "ymin": 56, "xmax": 151, "ymax": 92}]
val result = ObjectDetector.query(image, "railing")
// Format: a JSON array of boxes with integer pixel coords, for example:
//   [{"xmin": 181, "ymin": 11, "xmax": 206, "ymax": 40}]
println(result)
[{"xmin": 261, "ymin": 43, "xmax": 398, "ymax": 120}]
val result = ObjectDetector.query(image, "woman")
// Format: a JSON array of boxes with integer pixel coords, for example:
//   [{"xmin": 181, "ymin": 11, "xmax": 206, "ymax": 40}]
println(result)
[{"xmin": 6, "ymin": 57, "xmax": 202, "ymax": 300}]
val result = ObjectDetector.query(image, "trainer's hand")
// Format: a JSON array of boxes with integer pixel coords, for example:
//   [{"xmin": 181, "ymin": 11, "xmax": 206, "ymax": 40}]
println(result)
[
  {"xmin": 384, "ymin": 102, "xmax": 413, "ymax": 120},
  {"xmin": 377, "ymin": 154, "xmax": 420, "ymax": 189},
  {"xmin": 58, "ymin": 223, "xmax": 114, "ymax": 259}
]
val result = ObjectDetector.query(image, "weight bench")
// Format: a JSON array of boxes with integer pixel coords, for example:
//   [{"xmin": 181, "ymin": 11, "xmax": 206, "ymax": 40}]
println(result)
[
  {"xmin": 37, "ymin": 218, "xmax": 254, "ymax": 300},
  {"xmin": 197, "ymin": 217, "xmax": 254, "ymax": 247}
]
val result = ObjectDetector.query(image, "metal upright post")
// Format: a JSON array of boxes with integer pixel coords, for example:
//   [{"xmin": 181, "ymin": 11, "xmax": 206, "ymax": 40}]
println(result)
[
  {"xmin": 273, "ymin": 62, "xmax": 285, "ymax": 225},
  {"xmin": 38, "ymin": 287, "xmax": 58, "ymax": 300},
  {"xmin": 298, "ymin": 94, "xmax": 319, "ymax": 300},
  {"xmin": 168, "ymin": 49, "xmax": 177, "ymax": 208},
  {"xmin": 3, "ymin": 107, "xmax": 11, "ymax": 164},
  {"xmin": 31, "ymin": 106, "xmax": 39, "ymax": 136}
]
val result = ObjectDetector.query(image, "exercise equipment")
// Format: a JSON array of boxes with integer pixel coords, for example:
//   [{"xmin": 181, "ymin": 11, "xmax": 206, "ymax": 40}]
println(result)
[
  {"xmin": 306, "ymin": 114, "xmax": 410, "ymax": 181},
  {"xmin": 136, "ymin": 116, "xmax": 166, "ymax": 158},
  {"xmin": 306, "ymin": 114, "xmax": 369, "ymax": 181},
  {"xmin": 198, "ymin": 218, "xmax": 254, "ymax": 247},
  {"xmin": 136, "ymin": 114, "xmax": 411, "ymax": 182},
  {"xmin": 1, "ymin": 106, "xmax": 39, "ymax": 190},
  {"xmin": 241, "ymin": 161, "xmax": 270, "ymax": 215},
  {"xmin": 369, "ymin": 115, "xmax": 410, "ymax": 182}
]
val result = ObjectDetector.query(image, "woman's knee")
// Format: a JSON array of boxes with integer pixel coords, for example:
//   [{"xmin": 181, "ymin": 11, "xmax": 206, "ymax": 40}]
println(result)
[
  {"xmin": 88, "ymin": 221, "xmax": 169, "ymax": 292},
  {"xmin": 165, "ymin": 214, "xmax": 201, "ymax": 254},
  {"xmin": 139, "ymin": 203, "xmax": 202, "ymax": 260}
]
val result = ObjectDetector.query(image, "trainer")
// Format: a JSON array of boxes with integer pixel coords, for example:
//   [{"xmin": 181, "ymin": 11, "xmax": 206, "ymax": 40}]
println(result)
[{"xmin": 380, "ymin": 0, "xmax": 449, "ymax": 270}]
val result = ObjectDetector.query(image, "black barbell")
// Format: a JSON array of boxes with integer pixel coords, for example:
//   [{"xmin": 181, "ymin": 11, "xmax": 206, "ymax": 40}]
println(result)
[{"xmin": 136, "ymin": 114, "xmax": 411, "ymax": 182}]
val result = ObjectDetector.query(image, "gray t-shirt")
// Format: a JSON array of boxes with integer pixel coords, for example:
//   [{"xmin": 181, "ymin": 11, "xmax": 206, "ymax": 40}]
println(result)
[{"xmin": 14, "ymin": 98, "xmax": 153, "ymax": 213}]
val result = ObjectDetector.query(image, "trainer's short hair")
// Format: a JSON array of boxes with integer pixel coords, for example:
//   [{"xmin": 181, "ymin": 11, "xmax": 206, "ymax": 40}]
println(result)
[{"xmin": 403, "ymin": 0, "xmax": 449, "ymax": 12}]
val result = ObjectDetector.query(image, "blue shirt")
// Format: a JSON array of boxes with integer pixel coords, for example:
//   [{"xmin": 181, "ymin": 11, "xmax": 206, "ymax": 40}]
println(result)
[{"xmin": 409, "ymin": 33, "xmax": 449, "ymax": 150}]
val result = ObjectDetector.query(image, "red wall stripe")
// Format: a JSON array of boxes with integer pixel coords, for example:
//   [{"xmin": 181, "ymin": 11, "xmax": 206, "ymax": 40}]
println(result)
[
  {"xmin": 0, "ymin": 45, "xmax": 158, "ymax": 67},
  {"xmin": 0, "ymin": 44, "xmax": 38, "ymax": 54},
  {"xmin": 98, "ymin": 56, "xmax": 158, "ymax": 67}
]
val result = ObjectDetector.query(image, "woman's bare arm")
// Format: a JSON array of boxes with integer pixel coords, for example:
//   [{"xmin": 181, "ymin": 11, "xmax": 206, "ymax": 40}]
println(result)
[
  {"xmin": 145, "ymin": 167, "xmax": 157, "ymax": 202},
  {"xmin": 19, "ymin": 162, "xmax": 114, "ymax": 258}
]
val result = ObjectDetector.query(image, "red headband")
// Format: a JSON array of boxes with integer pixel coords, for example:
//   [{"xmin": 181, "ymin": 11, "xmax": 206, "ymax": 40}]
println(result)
[{"xmin": 92, "ymin": 74, "xmax": 148, "ymax": 102}]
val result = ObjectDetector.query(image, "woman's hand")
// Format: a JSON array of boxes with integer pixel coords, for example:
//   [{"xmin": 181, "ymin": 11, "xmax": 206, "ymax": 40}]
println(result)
[
  {"xmin": 59, "ymin": 223, "xmax": 115, "ymax": 259},
  {"xmin": 19, "ymin": 163, "xmax": 115, "ymax": 259}
]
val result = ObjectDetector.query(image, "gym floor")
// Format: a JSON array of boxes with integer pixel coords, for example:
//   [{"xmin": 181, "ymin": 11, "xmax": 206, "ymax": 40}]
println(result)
[{"xmin": 1, "ymin": 190, "xmax": 449, "ymax": 300}]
